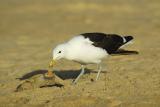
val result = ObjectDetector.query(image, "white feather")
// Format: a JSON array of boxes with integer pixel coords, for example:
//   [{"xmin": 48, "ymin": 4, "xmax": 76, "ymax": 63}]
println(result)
[
  {"xmin": 120, "ymin": 40, "xmax": 133, "ymax": 48},
  {"xmin": 61, "ymin": 35, "xmax": 108, "ymax": 64}
]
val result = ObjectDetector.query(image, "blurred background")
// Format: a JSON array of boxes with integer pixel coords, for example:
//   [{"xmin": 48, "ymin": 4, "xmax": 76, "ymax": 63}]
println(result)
[{"xmin": 0, "ymin": 0, "xmax": 160, "ymax": 106}]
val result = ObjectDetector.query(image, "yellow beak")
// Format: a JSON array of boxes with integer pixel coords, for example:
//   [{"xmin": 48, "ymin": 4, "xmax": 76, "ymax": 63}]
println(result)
[{"xmin": 49, "ymin": 59, "xmax": 56, "ymax": 67}]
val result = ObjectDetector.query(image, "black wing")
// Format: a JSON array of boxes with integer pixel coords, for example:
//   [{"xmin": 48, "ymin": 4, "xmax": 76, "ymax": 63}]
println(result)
[{"xmin": 81, "ymin": 32, "xmax": 133, "ymax": 54}]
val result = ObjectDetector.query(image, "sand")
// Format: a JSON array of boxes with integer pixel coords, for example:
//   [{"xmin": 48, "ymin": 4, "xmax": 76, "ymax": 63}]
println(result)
[{"xmin": 0, "ymin": 0, "xmax": 160, "ymax": 107}]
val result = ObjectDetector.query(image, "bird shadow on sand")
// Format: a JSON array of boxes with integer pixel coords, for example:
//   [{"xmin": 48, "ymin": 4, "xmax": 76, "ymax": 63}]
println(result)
[{"xmin": 16, "ymin": 69, "xmax": 105, "ymax": 81}]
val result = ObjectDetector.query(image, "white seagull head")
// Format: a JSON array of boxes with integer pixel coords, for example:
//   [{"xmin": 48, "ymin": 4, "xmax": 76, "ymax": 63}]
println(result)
[{"xmin": 52, "ymin": 44, "xmax": 66, "ymax": 60}]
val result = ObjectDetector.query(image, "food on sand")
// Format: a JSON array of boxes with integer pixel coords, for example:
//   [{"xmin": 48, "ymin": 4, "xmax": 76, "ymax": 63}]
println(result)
[{"xmin": 44, "ymin": 60, "xmax": 56, "ymax": 79}]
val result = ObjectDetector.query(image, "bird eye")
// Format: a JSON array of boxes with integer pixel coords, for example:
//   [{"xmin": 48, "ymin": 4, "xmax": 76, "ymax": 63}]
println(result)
[{"xmin": 58, "ymin": 51, "xmax": 61, "ymax": 53}]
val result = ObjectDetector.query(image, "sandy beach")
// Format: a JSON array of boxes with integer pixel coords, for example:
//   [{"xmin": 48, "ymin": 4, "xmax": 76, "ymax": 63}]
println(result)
[{"xmin": 0, "ymin": 0, "xmax": 160, "ymax": 106}]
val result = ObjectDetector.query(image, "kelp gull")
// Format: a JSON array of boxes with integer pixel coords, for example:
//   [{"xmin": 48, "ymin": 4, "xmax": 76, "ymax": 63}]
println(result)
[{"xmin": 52, "ymin": 32, "xmax": 133, "ymax": 84}]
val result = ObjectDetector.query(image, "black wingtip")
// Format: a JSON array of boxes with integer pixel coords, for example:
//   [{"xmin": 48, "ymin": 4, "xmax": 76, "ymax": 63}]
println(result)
[
  {"xmin": 124, "ymin": 36, "xmax": 133, "ymax": 42},
  {"xmin": 111, "ymin": 49, "xmax": 139, "ymax": 55}
]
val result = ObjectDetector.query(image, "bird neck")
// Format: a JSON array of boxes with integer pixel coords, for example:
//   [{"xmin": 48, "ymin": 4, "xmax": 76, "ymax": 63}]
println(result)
[{"xmin": 62, "ymin": 43, "xmax": 74, "ymax": 61}]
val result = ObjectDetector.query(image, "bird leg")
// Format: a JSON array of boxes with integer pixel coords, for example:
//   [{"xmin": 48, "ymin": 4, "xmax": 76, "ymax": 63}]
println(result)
[
  {"xmin": 96, "ymin": 64, "xmax": 102, "ymax": 81},
  {"xmin": 73, "ymin": 65, "xmax": 85, "ymax": 84}
]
